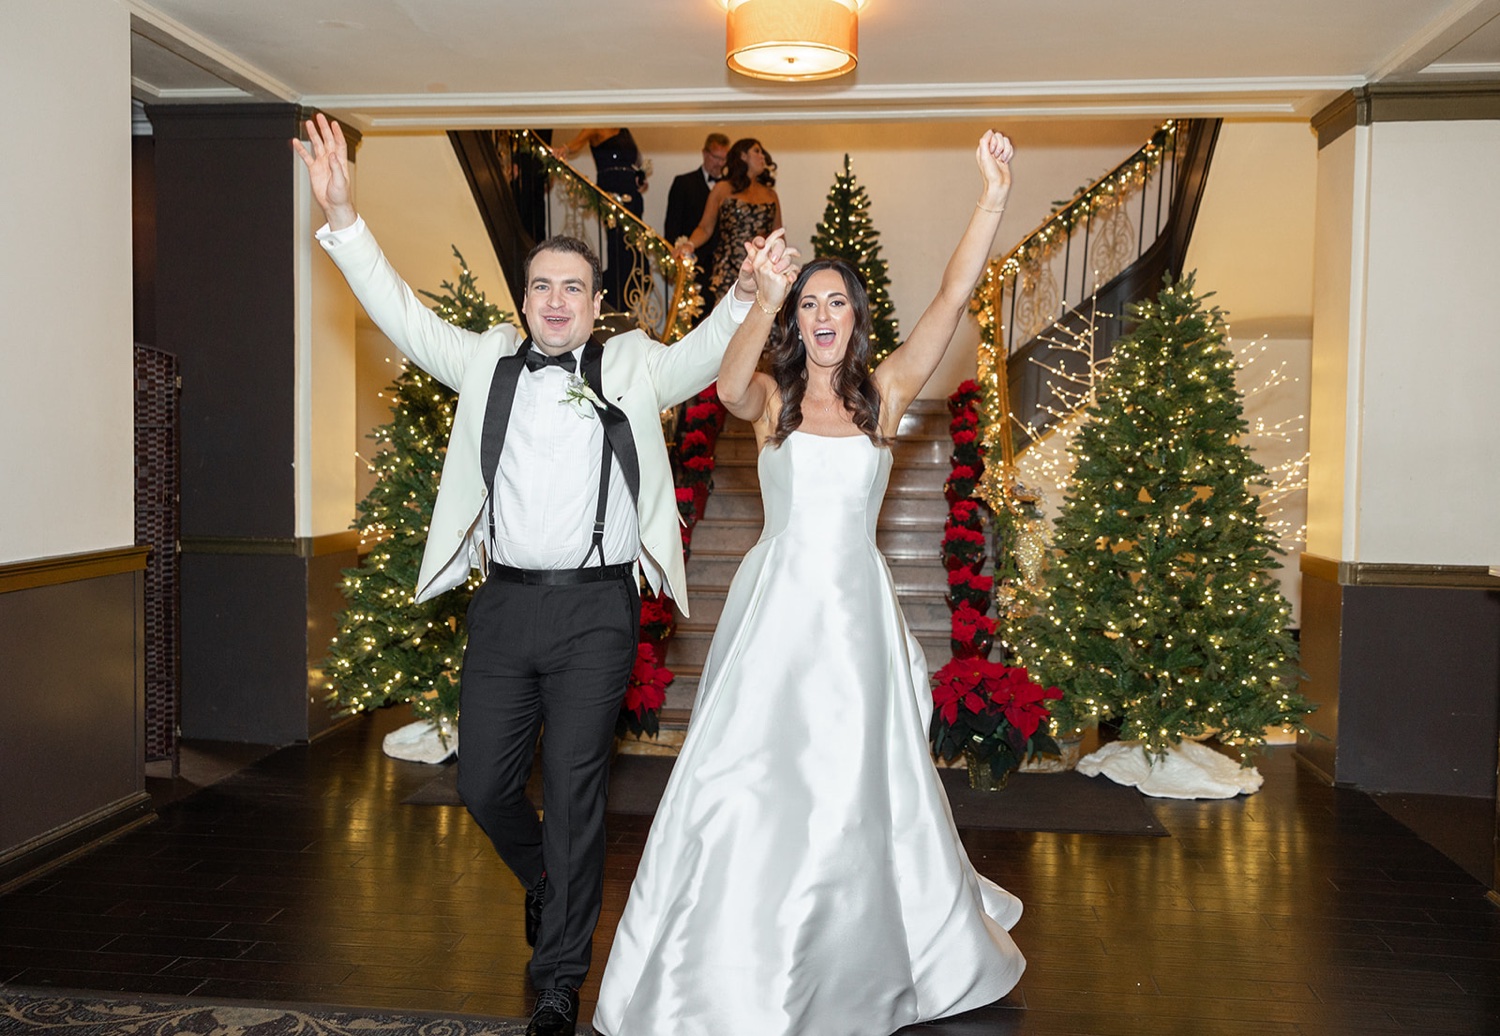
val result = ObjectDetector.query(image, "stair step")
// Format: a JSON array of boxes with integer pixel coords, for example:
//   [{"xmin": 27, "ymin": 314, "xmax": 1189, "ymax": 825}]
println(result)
[
  {"xmin": 671, "ymin": 585, "xmax": 950, "ymax": 632},
  {"xmin": 689, "ymin": 518, "xmax": 944, "ymax": 556},
  {"xmin": 663, "ymin": 628, "xmax": 953, "ymax": 674},
  {"xmin": 711, "ymin": 459, "xmax": 949, "ymax": 494},
  {"xmin": 703, "ymin": 486, "xmax": 947, "ymax": 522},
  {"xmin": 658, "ymin": 406, "xmax": 965, "ymax": 735},
  {"xmin": 687, "ymin": 551, "xmax": 968, "ymax": 597}
]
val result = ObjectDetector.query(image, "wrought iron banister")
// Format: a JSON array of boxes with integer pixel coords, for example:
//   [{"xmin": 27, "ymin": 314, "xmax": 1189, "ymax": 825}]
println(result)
[
  {"xmin": 505, "ymin": 129, "xmax": 704, "ymax": 344},
  {"xmin": 970, "ymin": 118, "xmax": 1220, "ymax": 463},
  {"xmin": 449, "ymin": 129, "xmax": 703, "ymax": 344}
]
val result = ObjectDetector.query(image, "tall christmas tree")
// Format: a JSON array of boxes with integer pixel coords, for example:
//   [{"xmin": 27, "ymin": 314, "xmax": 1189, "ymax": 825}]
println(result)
[
  {"xmin": 323, "ymin": 249, "xmax": 514, "ymax": 723},
  {"xmin": 811, "ymin": 154, "xmax": 899, "ymax": 363},
  {"xmin": 1016, "ymin": 276, "xmax": 1312, "ymax": 754}
]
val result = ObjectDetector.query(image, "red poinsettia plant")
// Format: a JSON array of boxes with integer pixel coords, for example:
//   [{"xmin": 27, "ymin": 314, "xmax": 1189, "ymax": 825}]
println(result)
[
  {"xmin": 941, "ymin": 524, "xmax": 986, "ymax": 570},
  {"xmin": 618, "ymin": 642, "xmax": 673, "ymax": 739},
  {"xmin": 948, "ymin": 379, "xmax": 983, "ymax": 415},
  {"xmin": 949, "ymin": 602, "xmax": 996, "ymax": 658},
  {"xmin": 947, "ymin": 568, "xmax": 994, "ymax": 611},
  {"xmin": 639, "ymin": 590, "xmax": 676, "ymax": 646},
  {"xmin": 930, "ymin": 657, "xmax": 1062, "ymax": 773}
]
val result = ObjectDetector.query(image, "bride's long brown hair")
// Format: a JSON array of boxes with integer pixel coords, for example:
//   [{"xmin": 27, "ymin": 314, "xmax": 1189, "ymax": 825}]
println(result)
[{"xmin": 765, "ymin": 258, "xmax": 887, "ymax": 448}]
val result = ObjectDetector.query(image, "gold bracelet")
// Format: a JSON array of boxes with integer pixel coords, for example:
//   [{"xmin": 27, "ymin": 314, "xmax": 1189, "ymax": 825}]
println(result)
[
  {"xmin": 976, "ymin": 201, "xmax": 1005, "ymax": 213},
  {"xmin": 754, "ymin": 291, "xmax": 780, "ymax": 317}
]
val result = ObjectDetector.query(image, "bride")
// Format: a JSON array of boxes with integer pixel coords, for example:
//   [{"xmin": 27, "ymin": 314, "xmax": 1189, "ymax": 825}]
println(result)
[{"xmin": 593, "ymin": 131, "xmax": 1022, "ymax": 1036}]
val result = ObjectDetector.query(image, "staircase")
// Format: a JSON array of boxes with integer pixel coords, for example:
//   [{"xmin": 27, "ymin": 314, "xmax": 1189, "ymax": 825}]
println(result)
[{"xmin": 656, "ymin": 400, "xmax": 956, "ymax": 740}]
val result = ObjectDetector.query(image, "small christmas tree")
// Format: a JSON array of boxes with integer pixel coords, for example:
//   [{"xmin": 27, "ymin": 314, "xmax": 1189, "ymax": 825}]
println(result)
[
  {"xmin": 1017, "ymin": 275, "xmax": 1312, "ymax": 754},
  {"xmin": 323, "ymin": 249, "xmax": 513, "ymax": 724},
  {"xmin": 811, "ymin": 154, "xmax": 898, "ymax": 363}
]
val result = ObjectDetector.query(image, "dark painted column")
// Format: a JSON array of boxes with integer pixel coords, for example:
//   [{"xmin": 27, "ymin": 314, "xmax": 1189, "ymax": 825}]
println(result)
[
  {"xmin": 1298, "ymin": 556, "xmax": 1500, "ymax": 800},
  {"xmin": 148, "ymin": 103, "xmax": 355, "ymax": 745}
]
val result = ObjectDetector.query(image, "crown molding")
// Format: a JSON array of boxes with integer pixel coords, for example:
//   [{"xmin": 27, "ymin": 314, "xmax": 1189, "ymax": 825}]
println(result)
[
  {"xmin": 131, "ymin": 78, "xmax": 253, "ymax": 102},
  {"xmin": 307, "ymin": 76, "xmax": 1364, "ymax": 131},
  {"xmin": 128, "ymin": 0, "xmax": 298, "ymax": 103},
  {"xmin": 1422, "ymin": 61, "xmax": 1500, "ymax": 76},
  {"xmin": 1315, "ymin": 79, "xmax": 1500, "ymax": 146},
  {"xmin": 1370, "ymin": 0, "xmax": 1500, "ymax": 80}
]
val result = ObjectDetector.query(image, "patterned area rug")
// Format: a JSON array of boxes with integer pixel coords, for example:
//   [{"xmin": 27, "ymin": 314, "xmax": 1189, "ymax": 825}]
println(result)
[{"xmin": 0, "ymin": 988, "xmax": 530, "ymax": 1035}]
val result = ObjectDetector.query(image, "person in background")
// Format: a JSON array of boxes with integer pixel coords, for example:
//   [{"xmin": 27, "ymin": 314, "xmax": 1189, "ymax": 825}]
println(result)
[
  {"xmin": 663, "ymin": 132, "xmax": 730, "ymax": 314},
  {"xmin": 675, "ymin": 137, "xmax": 781, "ymax": 308},
  {"xmin": 553, "ymin": 128, "xmax": 648, "ymax": 311}
]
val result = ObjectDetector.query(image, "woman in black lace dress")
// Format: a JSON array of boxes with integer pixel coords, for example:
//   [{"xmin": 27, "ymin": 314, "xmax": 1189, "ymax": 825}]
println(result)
[{"xmin": 676, "ymin": 138, "xmax": 781, "ymax": 307}]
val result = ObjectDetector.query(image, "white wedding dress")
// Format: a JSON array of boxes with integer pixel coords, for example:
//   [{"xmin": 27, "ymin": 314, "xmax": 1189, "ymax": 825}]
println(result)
[{"xmin": 592, "ymin": 431, "xmax": 1026, "ymax": 1036}]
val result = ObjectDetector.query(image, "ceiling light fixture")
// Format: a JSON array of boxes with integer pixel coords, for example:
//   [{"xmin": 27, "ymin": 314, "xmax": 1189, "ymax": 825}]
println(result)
[{"xmin": 725, "ymin": 0, "xmax": 863, "ymax": 82}]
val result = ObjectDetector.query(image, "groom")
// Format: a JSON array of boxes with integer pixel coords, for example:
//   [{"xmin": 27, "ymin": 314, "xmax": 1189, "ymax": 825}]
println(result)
[{"xmin": 295, "ymin": 114, "xmax": 787, "ymax": 1036}]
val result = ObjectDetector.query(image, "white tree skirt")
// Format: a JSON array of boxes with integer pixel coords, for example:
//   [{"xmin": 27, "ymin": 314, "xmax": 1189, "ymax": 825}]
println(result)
[
  {"xmin": 1076, "ymin": 740, "xmax": 1263, "ymax": 799},
  {"xmin": 382, "ymin": 718, "xmax": 458, "ymax": 764}
]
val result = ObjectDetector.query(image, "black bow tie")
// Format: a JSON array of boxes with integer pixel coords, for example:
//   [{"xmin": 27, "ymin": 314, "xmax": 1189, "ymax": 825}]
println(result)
[{"xmin": 524, "ymin": 349, "xmax": 577, "ymax": 374}]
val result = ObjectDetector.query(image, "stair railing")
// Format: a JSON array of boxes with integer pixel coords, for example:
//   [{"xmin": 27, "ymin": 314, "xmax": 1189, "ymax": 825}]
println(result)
[
  {"xmin": 502, "ymin": 130, "xmax": 704, "ymax": 344},
  {"xmin": 969, "ymin": 118, "xmax": 1219, "ymax": 465}
]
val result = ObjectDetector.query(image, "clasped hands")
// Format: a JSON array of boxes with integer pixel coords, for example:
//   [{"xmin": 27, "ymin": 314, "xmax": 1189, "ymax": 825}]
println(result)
[{"xmin": 733, "ymin": 229, "xmax": 799, "ymax": 316}]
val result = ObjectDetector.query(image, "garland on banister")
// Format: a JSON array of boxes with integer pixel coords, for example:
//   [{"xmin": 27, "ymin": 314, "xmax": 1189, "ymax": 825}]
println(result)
[
  {"xmin": 967, "ymin": 119, "xmax": 1180, "ymax": 478},
  {"xmin": 941, "ymin": 381, "xmax": 995, "ymax": 660},
  {"xmin": 984, "ymin": 120, "xmax": 1178, "ymax": 287},
  {"xmin": 508, "ymin": 130, "xmax": 704, "ymax": 342}
]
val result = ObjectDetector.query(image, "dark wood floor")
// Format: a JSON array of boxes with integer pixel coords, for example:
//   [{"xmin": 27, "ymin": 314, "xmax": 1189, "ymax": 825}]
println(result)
[{"xmin": 2, "ymin": 706, "xmax": 1498, "ymax": 1036}]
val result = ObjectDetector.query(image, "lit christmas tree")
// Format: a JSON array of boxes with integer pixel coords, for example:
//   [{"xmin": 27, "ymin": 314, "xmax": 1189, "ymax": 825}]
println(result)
[
  {"xmin": 323, "ymin": 249, "xmax": 513, "ymax": 723},
  {"xmin": 811, "ymin": 154, "xmax": 898, "ymax": 363},
  {"xmin": 1016, "ymin": 276, "xmax": 1313, "ymax": 755}
]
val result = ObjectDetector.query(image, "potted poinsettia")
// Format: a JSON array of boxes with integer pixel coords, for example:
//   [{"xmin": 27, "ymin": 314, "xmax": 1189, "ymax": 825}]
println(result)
[
  {"xmin": 638, "ymin": 590, "xmax": 676, "ymax": 663},
  {"xmin": 618, "ymin": 643, "xmax": 672, "ymax": 739},
  {"xmin": 931, "ymin": 657, "xmax": 1062, "ymax": 789}
]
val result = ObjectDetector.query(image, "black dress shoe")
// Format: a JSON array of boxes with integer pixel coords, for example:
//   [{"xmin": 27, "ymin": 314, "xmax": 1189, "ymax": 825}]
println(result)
[
  {"xmin": 524, "ymin": 873, "xmax": 547, "ymax": 948},
  {"xmin": 526, "ymin": 986, "xmax": 578, "ymax": 1036}
]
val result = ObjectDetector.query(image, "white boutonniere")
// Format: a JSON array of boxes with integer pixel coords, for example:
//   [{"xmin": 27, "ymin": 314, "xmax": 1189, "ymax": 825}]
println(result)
[{"xmin": 561, "ymin": 374, "xmax": 605, "ymax": 419}]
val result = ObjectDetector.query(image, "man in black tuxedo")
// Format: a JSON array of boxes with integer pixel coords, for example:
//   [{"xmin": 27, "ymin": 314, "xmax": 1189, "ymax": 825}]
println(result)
[
  {"xmin": 663, "ymin": 132, "xmax": 729, "ymax": 310},
  {"xmin": 293, "ymin": 114, "xmax": 792, "ymax": 1036}
]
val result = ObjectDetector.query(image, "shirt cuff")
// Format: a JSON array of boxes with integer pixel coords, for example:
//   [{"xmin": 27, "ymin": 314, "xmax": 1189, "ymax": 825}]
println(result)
[
  {"xmin": 725, "ymin": 288, "xmax": 753, "ymax": 322},
  {"xmin": 315, "ymin": 216, "xmax": 368, "ymax": 247}
]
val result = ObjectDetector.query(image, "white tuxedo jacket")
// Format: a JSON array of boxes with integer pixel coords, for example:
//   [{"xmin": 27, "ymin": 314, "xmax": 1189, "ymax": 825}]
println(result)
[{"xmin": 320, "ymin": 222, "xmax": 740, "ymax": 615}]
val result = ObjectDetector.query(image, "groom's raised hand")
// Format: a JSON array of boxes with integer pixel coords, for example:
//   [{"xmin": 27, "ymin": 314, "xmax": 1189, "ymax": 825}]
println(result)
[{"xmin": 292, "ymin": 113, "xmax": 357, "ymax": 231}]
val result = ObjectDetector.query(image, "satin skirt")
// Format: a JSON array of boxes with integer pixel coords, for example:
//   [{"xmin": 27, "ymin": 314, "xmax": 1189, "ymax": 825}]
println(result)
[{"xmin": 593, "ymin": 433, "xmax": 1025, "ymax": 1036}]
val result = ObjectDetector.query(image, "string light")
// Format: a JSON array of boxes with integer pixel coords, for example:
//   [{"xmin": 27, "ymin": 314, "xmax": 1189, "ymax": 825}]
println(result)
[
  {"xmin": 989, "ymin": 275, "xmax": 1313, "ymax": 755},
  {"xmin": 323, "ymin": 253, "xmax": 513, "ymax": 722}
]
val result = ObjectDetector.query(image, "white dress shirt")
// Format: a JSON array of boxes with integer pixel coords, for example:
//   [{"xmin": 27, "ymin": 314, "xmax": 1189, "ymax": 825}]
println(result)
[{"xmin": 490, "ymin": 347, "xmax": 638, "ymax": 569}]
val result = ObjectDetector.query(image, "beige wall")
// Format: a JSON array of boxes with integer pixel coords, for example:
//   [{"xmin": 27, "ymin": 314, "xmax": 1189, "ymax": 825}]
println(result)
[
  {"xmin": 1357, "ymin": 119, "xmax": 1500, "ymax": 566},
  {"xmin": 1185, "ymin": 121, "xmax": 1318, "ymax": 336},
  {"xmin": 1308, "ymin": 127, "xmax": 1362, "ymax": 560},
  {"xmin": 1310, "ymin": 118, "xmax": 1500, "ymax": 567},
  {"xmin": 298, "ymin": 166, "xmax": 360, "ymax": 538},
  {"xmin": 631, "ymin": 119, "xmax": 1161, "ymax": 399},
  {"xmin": 0, "ymin": 0, "xmax": 134, "ymax": 564},
  {"xmin": 346, "ymin": 133, "xmax": 517, "ymax": 502},
  {"xmin": 1186, "ymin": 120, "xmax": 1320, "ymax": 619}
]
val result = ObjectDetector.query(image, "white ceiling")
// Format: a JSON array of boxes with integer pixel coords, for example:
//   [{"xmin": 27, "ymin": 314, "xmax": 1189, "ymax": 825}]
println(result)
[{"xmin": 128, "ymin": 0, "xmax": 1500, "ymax": 130}]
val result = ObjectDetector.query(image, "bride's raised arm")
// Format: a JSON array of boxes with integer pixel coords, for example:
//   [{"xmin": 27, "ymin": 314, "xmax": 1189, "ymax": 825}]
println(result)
[
  {"xmin": 717, "ymin": 229, "xmax": 797, "ymax": 426},
  {"xmin": 873, "ymin": 131, "xmax": 1014, "ymax": 421}
]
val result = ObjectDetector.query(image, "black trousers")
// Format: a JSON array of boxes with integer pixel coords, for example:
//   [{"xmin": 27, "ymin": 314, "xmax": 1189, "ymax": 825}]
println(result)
[{"xmin": 456, "ymin": 571, "xmax": 639, "ymax": 990}]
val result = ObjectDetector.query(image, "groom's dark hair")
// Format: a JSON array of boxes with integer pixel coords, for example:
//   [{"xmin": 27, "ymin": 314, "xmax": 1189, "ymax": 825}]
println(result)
[{"xmin": 525, "ymin": 235, "xmax": 604, "ymax": 296}]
